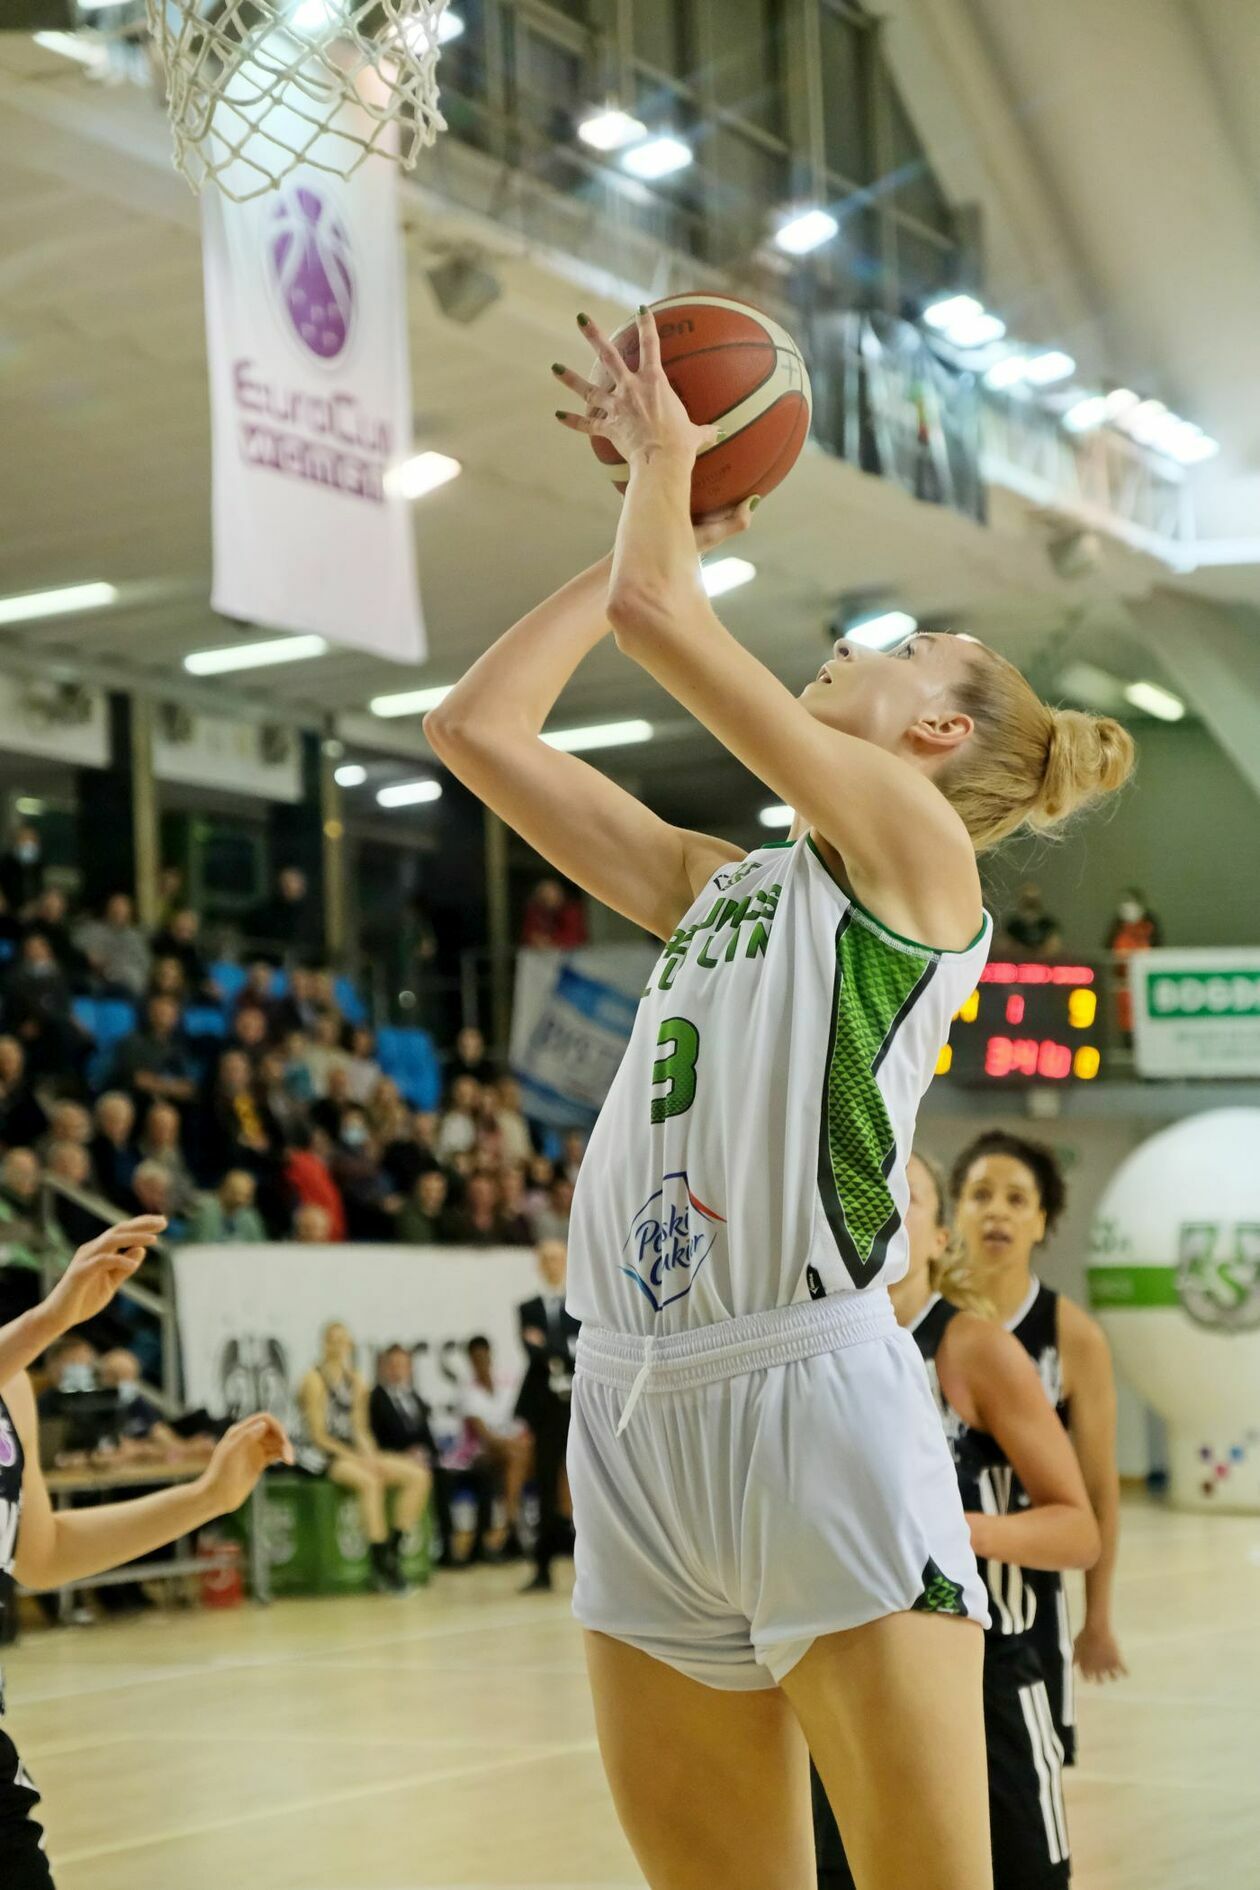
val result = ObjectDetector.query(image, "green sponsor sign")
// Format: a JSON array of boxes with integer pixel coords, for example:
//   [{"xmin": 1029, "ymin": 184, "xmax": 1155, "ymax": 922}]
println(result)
[
  {"xmin": 1132, "ymin": 950, "xmax": 1260, "ymax": 1077},
  {"xmin": 1088, "ymin": 1265, "xmax": 1179, "ymax": 1308}
]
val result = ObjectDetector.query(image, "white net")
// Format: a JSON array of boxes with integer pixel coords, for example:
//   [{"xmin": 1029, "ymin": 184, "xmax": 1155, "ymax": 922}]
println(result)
[{"xmin": 145, "ymin": 0, "xmax": 450, "ymax": 201}]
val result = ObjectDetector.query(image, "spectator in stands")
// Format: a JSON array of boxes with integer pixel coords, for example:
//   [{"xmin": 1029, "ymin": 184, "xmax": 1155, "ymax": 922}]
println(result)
[
  {"xmin": 0, "ymin": 821, "xmax": 44, "ymax": 915},
  {"xmin": 382, "ymin": 1109, "xmax": 442, "ymax": 1196},
  {"xmin": 44, "ymin": 1138, "xmax": 92, "ymax": 1189},
  {"xmin": 292, "ymin": 1201, "xmax": 332, "ymax": 1242},
  {"xmin": 74, "ymin": 891, "xmax": 151, "ymax": 998},
  {"xmin": 111, "ymin": 993, "xmax": 197, "ymax": 1109},
  {"xmin": 309, "ymin": 1063, "xmax": 353, "ymax": 1141},
  {"xmin": 150, "ymin": 907, "xmax": 215, "ymax": 998},
  {"xmin": 25, "ymin": 887, "xmax": 86, "ymax": 983},
  {"xmin": 229, "ymin": 1002, "xmax": 271, "ymax": 1068},
  {"xmin": 279, "ymin": 1031, "xmax": 316, "ymax": 1106},
  {"xmin": 249, "ymin": 865, "xmax": 321, "ymax": 955},
  {"xmin": 436, "ymin": 1075, "xmax": 482, "ymax": 1164},
  {"xmin": 296, "ymin": 1321, "xmax": 429, "ymax": 1593},
  {"xmin": 43, "ymin": 1099, "xmax": 92, "ymax": 1154},
  {"xmin": 131, "ymin": 1160, "xmax": 186, "ymax": 1242},
  {"xmin": 490, "ymin": 1076, "xmax": 533, "ymax": 1168},
  {"xmin": 136, "ymin": 1100, "xmax": 196, "ymax": 1215},
  {"xmin": 1000, "ymin": 881, "xmax": 1063, "ymax": 960},
  {"xmin": 234, "ymin": 959, "xmax": 278, "ymax": 1026},
  {"xmin": 446, "ymin": 1173, "xmax": 513, "ymax": 1248},
  {"xmin": 271, "ymin": 964, "xmax": 320, "ymax": 1039},
  {"xmin": 97, "ymin": 1348, "xmax": 217, "ymax": 1464},
  {"xmin": 530, "ymin": 1174, "xmax": 574, "ymax": 1246},
  {"xmin": 522, "ymin": 1155, "xmax": 555, "ymax": 1221},
  {"xmin": 328, "ymin": 1108, "xmax": 402, "ymax": 1241},
  {"xmin": 449, "ymin": 1025, "xmax": 495, "ymax": 1088},
  {"xmin": 0, "ymin": 1035, "xmax": 48, "ymax": 1150},
  {"xmin": 519, "ymin": 876, "xmax": 588, "ymax": 951},
  {"xmin": 156, "ymin": 865, "xmax": 185, "ymax": 927},
  {"xmin": 344, "ymin": 1025, "xmax": 382, "ymax": 1104},
  {"xmin": 302, "ymin": 1010, "xmax": 352, "ymax": 1097},
  {"xmin": 396, "ymin": 1169, "xmax": 459, "ymax": 1244},
  {"xmin": 283, "ymin": 1124, "xmax": 347, "ymax": 1242},
  {"xmin": 309, "ymin": 968, "xmax": 343, "ymax": 1018},
  {"xmin": 188, "ymin": 1170, "xmax": 267, "ymax": 1244},
  {"xmin": 0, "ymin": 889, "xmax": 21, "ymax": 952},
  {"xmin": 0, "ymin": 1147, "xmax": 52, "ymax": 1316},
  {"xmin": 458, "ymin": 1334, "xmax": 530, "ymax": 1554},
  {"xmin": 147, "ymin": 955, "xmax": 189, "ymax": 1002},
  {"xmin": 496, "ymin": 1166, "xmax": 533, "ymax": 1246},
  {"xmin": 1106, "ymin": 887, "xmax": 1163, "ymax": 1041},
  {"xmin": 367, "ymin": 1077, "xmax": 409, "ymax": 1148},
  {"xmin": 90, "ymin": 1092, "xmax": 139, "ymax": 1205},
  {"xmin": 205, "ymin": 1049, "xmax": 281, "ymax": 1179},
  {"xmin": 369, "ymin": 1343, "xmax": 478, "ymax": 1570},
  {"xmin": 517, "ymin": 1239, "xmax": 579, "ymax": 1593},
  {"xmin": 39, "ymin": 1334, "xmax": 99, "ymax": 1405},
  {"xmin": 3, "ymin": 929, "xmax": 83, "ymax": 1082},
  {"xmin": 256, "ymin": 1047, "xmax": 308, "ymax": 1142},
  {"xmin": 560, "ymin": 1128, "xmax": 587, "ymax": 1183}
]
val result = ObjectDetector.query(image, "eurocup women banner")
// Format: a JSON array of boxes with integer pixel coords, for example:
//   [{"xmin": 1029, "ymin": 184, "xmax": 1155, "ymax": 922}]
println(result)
[
  {"xmin": 200, "ymin": 141, "xmax": 424, "ymax": 660},
  {"xmin": 173, "ymin": 1245, "xmax": 538, "ymax": 1446}
]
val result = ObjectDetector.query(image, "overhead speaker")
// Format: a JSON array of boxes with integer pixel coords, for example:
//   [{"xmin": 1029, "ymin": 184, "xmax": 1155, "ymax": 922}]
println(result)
[{"xmin": 425, "ymin": 253, "xmax": 502, "ymax": 326}]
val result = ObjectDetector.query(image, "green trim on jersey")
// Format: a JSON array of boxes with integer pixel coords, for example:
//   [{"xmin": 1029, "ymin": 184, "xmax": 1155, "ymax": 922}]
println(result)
[
  {"xmin": 816, "ymin": 909, "xmax": 938, "ymax": 1288},
  {"xmin": 803, "ymin": 835, "xmax": 989, "ymax": 957}
]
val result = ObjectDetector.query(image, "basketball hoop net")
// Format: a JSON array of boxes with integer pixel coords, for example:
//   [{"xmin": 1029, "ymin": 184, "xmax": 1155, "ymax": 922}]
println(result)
[{"xmin": 145, "ymin": 0, "xmax": 449, "ymax": 201}]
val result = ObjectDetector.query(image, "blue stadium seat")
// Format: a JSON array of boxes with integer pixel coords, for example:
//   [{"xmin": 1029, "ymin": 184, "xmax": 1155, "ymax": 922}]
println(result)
[
  {"xmin": 376, "ymin": 1026, "xmax": 442, "ymax": 1112},
  {"xmin": 72, "ymin": 996, "xmax": 138, "ymax": 1090},
  {"xmin": 183, "ymin": 1004, "xmax": 227, "ymax": 1039},
  {"xmin": 334, "ymin": 975, "xmax": 367, "ymax": 1027},
  {"xmin": 210, "ymin": 961, "xmax": 248, "ymax": 1007}
]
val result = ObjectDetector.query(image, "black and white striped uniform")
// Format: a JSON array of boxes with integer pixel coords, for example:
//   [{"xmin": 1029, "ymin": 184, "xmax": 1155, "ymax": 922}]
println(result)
[
  {"xmin": 0, "ymin": 1387, "xmax": 54, "ymax": 1889},
  {"xmin": 1008, "ymin": 1278, "xmax": 1078, "ymax": 1765},
  {"xmin": 815, "ymin": 1295, "xmax": 1071, "ymax": 1888}
]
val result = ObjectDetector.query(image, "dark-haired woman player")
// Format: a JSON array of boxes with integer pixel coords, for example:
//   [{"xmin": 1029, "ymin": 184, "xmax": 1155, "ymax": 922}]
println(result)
[
  {"xmin": 951, "ymin": 1130, "xmax": 1127, "ymax": 1767},
  {"xmin": 813, "ymin": 1150, "xmax": 1099, "ymax": 1888}
]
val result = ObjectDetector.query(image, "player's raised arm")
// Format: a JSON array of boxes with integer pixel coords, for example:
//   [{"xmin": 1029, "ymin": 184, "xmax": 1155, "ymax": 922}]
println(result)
[
  {"xmin": 0, "ymin": 1217, "xmax": 167, "ymax": 1390},
  {"xmin": 424, "ymin": 508, "xmax": 745, "ymax": 941}
]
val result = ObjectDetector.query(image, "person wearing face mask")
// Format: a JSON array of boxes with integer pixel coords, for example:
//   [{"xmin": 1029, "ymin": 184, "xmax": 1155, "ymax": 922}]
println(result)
[
  {"xmin": 188, "ymin": 1171, "xmax": 267, "ymax": 1245},
  {"xmin": 949, "ymin": 1132, "xmax": 1126, "ymax": 1775},
  {"xmin": 328, "ymin": 1110, "xmax": 402, "ymax": 1242}
]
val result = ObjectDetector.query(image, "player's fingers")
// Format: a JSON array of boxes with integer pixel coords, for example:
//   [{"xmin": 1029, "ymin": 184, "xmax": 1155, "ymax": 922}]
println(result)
[
  {"xmin": 577, "ymin": 312, "xmax": 629, "ymax": 385},
  {"xmin": 550, "ymin": 362, "xmax": 597, "ymax": 404},
  {"xmin": 554, "ymin": 408, "xmax": 606, "ymax": 435},
  {"xmin": 635, "ymin": 303, "xmax": 661, "ymax": 373}
]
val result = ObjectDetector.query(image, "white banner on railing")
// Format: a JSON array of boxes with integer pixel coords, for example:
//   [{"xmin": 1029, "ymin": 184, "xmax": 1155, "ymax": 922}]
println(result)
[
  {"xmin": 201, "ymin": 129, "xmax": 424, "ymax": 661},
  {"xmin": 1131, "ymin": 948, "xmax": 1260, "ymax": 1077},
  {"xmin": 510, "ymin": 945, "xmax": 655, "ymax": 1127},
  {"xmin": 172, "ymin": 1244, "xmax": 537, "ymax": 1445}
]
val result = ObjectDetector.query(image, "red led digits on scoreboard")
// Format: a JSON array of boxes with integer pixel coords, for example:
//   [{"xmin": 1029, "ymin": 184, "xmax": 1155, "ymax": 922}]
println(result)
[{"xmin": 983, "ymin": 1037, "xmax": 1074, "ymax": 1080}]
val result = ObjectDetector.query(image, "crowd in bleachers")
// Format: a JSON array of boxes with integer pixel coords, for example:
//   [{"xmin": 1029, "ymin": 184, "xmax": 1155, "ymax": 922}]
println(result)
[{"xmin": 0, "ymin": 849, "xmax": 585, "ymax": 1275}]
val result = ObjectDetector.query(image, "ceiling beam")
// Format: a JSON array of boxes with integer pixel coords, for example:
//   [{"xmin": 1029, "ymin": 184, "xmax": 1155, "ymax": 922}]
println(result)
[{"xmin": 1128, "ymin": 589, "xmax": 1260, "ymax": 803}]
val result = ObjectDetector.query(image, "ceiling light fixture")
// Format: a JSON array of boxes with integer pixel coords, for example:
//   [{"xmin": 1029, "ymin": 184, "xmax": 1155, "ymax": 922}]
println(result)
[
  {"xmin": 1124, "ymin": 680, "xmax": 1185, "ymax": 723},
  {"xmin": 847, "ymin": 610, "xmax": 917, "ymax": 650},
  {"xmin": 1023, "ymin": 350, "xmax": 1076, "ymax": 386},
  {"xmin": 384, "ymin": 451, "xmax": 462, "ymax": 500},
  {"xmin": 774, "ymin": 208, "xmax": 839, "ymax": 256},
  {"xmin": 578, "ymin": 107, "xmax": 648, "ymax": 152},
  {"xmin": 333, "ymin": 763, "xmax": 367, "ymax": 788},
  {"xmin": 758, "ymin": 805, "xmax": 794, "ymax": 829},
  {"xmin": 541, "ymin": 719, "xmax": 653, "ymax": 754},
  {"xmin": 369, "ymin": 683, "xmax": 452, "ymax": 718},
  {"xmin": 0, "ymin": 581, "xmax": 118, "ymax": 627},
  {"xmin": 620, "ymin": 135, "xmax": 693, "ymax": 180},
  {"xmin": 377, "ymin": 779, "xmax": 444, "ymax": 808},
  {"xmin": 984, "ymin": 354, "xmax": 1031, "ymax": 391},
  {"xmin": 922, "ymin": 295, "xmax": 981, "ymax": 333},
  {"xmin": 702, "ymin": 557, "xmax": 757, "ymax": 599},
  {"xmin": 32, "ymin": 31, "xmax": 109, "ymax": 67},
  {"xmin": 1063, "ymin": 395, "xmax": 1109, "ymax": 433},
  {"xmin": 183, "ymin": 634, "xmax": 327, "ymax": 676}
]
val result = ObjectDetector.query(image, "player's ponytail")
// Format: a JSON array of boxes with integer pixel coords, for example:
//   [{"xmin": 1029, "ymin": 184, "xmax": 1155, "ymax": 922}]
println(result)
[
  {"xmin": 945, "ymin": 645, "xmax": 1135, "ymax": 852},
  {"xmin": 914, "ymin": 1149, "xmax": 996, "ymax": 1321}
]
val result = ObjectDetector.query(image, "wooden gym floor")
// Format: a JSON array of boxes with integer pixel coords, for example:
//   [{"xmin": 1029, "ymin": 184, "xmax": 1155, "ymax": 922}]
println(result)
[{"xmin": 6, "ymin": 1494, "xmax": 1257, "ymax": 1890}]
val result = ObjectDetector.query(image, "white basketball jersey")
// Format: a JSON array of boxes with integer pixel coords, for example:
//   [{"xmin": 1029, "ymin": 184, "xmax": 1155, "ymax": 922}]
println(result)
[{"xmin": 567, "ymin": 836, "xmax": 991, "ymax": 1333}]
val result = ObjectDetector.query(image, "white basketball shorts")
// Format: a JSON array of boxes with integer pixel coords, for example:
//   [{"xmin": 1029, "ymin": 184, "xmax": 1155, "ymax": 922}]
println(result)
[{"xmin": 569, "ymin": 1291, "xmax": 988, "ymax": 1690}]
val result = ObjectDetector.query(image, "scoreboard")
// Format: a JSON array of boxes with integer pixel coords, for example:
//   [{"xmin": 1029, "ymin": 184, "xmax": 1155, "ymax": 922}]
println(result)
[{"xmin": 936, "ymin": 961, "xmax": 1104, "ymax": 1086}]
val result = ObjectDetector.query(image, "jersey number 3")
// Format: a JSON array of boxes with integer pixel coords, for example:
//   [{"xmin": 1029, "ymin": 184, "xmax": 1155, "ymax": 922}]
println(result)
[{"xmin": 651, "ymin": 1017, "xmax": 699, "ymax": 1125}]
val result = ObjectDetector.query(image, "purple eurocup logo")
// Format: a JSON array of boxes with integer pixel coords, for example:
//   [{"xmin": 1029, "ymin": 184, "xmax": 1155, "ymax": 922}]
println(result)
[
  {"xmin": 268, "ymin": 181, "xmax": 355, "ymax": 361},
  {"xmin": 0, "ymin": 1416, "xmax": 15, "ymax": 1469}
]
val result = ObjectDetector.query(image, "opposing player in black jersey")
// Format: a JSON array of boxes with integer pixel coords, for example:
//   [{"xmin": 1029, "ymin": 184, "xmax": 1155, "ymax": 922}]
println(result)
[
  {"xmin": 813, "ymin": 1153, "xmax": 1099, "ymax": 1890},
  {"xmin": 0, "ymin": 1215, "xmax": 291, "ymax": 1888},
  {"xmin": 951, "ymin": 1131, "xmax": 1127, "ymax": 1764}
]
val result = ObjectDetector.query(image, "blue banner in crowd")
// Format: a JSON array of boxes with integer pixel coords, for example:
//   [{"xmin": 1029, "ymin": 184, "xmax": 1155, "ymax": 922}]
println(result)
[{"xmin": 512, "ymin": 962, "xmax": 642, "ymax": 1127}]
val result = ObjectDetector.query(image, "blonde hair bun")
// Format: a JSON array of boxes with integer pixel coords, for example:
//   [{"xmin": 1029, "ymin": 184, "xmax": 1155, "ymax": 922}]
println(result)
[{"xmin": 1032, "ymin": 709, "xmax": 1135, "ymax": 831}]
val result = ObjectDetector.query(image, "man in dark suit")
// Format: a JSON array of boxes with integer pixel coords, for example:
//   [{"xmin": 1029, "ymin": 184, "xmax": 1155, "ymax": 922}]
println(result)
[
  {"xmin": 369, "ymin": 1344, "xmax": 489, "ymax": 1568},
  {"xmin": 516, "ymin": 1239, "xmax": 580, "ymax": 1593}
]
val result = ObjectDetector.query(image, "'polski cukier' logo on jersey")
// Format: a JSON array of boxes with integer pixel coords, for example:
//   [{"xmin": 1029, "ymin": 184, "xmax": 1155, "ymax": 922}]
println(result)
[
  {"xmin": 0, "ymin": 1408, "xmax": 16, "ymax": 1470},
  {"xmin": 622, "ymin": 1171, "xmax": 726, "ymax": 1311}
]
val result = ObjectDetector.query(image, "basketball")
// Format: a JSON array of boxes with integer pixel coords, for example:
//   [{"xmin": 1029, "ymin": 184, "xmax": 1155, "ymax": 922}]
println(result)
[{"xmin": 589, "ymin": 294, "xmax": 812, "ymax": 516}]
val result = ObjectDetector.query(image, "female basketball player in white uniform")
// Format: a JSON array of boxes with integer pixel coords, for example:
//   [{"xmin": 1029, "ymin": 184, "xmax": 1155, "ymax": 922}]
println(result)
[
  {"xmin": 812, "ymin": 1151, "xmax": 1099, "ymax": 1889},
  {"xmin": 426, "ymin": 308, "xmax": 1133, "ymax": 1890},
  {"xmin": 950, "ymin": 1131, "xmax": 1128, "ymax": 1763}
]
